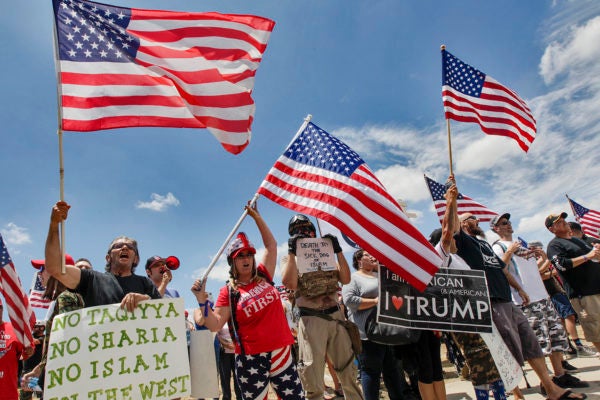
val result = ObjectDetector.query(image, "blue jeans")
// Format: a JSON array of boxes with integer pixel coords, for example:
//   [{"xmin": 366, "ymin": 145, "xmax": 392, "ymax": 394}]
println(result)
[{"xmin": 358, "ymin": 340, "xmax": 407, "ymax": 400}]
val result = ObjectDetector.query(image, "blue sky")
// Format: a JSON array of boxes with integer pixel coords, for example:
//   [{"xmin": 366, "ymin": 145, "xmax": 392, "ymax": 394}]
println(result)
[{"xmin": 3, "ymin": 1, "xmax": 600, "ymax": 320}]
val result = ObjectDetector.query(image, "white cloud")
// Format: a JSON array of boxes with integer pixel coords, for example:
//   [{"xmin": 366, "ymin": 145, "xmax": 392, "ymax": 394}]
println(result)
[
  {"xmin": 136, "ymin": 192, "xmax": 180, "ymax": 212},
  {"xmin": 1, "ymin": 223, "xmax": 32, "ymax": 246},
  {"xmin": 540, "ymin": 16, "xmax": 600, "ymax": 84}
]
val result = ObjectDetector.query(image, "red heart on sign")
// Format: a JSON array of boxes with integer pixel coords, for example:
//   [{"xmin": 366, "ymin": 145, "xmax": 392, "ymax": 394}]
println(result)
[{"xmin": 392, "ymin": 296, "xmax": 403, "ymax": 310}]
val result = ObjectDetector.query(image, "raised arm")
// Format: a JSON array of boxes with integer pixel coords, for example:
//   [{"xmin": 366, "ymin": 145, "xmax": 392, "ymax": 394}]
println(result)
[
  {"xmin": 45, "ymin": 202, "xmax": 81, "ymax": 289},
  {"xmin": 440, "ymin": 175, "xmax": 459, "ymax": 252},
  {"xmin": 246, "ymin": 202, "xmax": 277, "ymax": 278}
]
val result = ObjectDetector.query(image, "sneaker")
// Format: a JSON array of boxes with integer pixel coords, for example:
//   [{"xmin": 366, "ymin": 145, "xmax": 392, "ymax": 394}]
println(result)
[
  {"xmin": 576, "ymin": 345, "xmax": 600, "ymax": 358},
  {"xmin": 562, "ymin": 360, "xmax": 578, "ymax": 372},
  {"xmin": 552, "ymin": 373, "xmax": 589, "ymax": 388}
]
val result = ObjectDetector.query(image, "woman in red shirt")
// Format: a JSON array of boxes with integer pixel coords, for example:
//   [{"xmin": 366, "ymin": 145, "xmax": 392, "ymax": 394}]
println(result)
[{"xmin": 192, "ymin": 202, "xmax": 303, "ymax": 400}]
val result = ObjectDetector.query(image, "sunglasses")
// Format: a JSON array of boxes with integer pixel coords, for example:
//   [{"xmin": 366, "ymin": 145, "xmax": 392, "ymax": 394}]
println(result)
[
  {"xmin": 464, "ymin": 216, "xmax": 478, "ymax": 222},
  {"xmin": 235, "ymin": 252, "xmax": 254, "ymax": 258},
  {"xmin": 498, "ymin": 220, "xmax": 512, "ymax": 226},
  {"xmin": 111, "ymin": 242, "xmax": 136, "ymax": 251}
]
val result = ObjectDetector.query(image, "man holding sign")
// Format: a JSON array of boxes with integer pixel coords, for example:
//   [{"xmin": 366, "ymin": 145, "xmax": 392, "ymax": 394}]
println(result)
[
  {"xmin": 44, "ymin": 201, "xmax": 161, "ymax": 309},
  {"xmin": 282, "ymin": 215, "xmax": 363, "ymax": 400}
]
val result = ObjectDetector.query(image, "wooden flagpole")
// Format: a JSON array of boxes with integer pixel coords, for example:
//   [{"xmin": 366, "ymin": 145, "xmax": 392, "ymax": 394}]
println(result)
[
  {"xmin": 441, "ymin": 45, "xmax": 454, "ymax": 176},
  {"xmin": 53, "ymin": 13, "xmax": 67, "ymax": 274}
]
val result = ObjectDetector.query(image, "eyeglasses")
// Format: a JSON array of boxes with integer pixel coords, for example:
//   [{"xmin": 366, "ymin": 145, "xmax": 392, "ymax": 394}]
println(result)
[{"xmin": 111, "ymin": 242, "xmax": 136, "ymax": 251}]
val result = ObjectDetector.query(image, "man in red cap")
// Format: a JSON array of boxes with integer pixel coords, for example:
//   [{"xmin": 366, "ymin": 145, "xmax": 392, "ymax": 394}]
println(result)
[
  {"xmin": 145, "ymin": 255, "xmax": 181, "ymax": 298},
  {"xmin": 43, "ymin": 201, "xmax": 161, "ymax": 310}
]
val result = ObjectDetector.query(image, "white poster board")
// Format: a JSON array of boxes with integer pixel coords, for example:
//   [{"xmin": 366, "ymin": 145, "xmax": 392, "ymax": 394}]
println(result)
[
  {"xmin": 44, "ymin": 298, "xmax": 191, "ymax": 400},
  {"xmin": 296, "ymin": 237, "xmax": 337, "ymax": 274}
]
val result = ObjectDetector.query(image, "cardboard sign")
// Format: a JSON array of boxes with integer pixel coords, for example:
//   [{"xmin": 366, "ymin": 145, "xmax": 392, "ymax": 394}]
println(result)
[
  {"xmin": 378, "ymin": 266, "xmax": 492, "ymax": 333},
  {"xmin": 295, "ymin": 237, "xmax": 337, "ymax": 274},
  {"xmin": 44, "ymin": 298, "xmax": 191, "ymax": 400}
]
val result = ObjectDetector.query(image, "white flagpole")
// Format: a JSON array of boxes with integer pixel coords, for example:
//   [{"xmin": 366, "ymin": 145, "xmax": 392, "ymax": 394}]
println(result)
[{"xmin": 199, "ymin": 114, "xmax": 313, "ymax": 283}]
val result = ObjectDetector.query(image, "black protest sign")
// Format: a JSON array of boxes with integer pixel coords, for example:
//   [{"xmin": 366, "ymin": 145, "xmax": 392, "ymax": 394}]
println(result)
[{"xmin": 378, "ymin": 266, "xmax": 492, "ymax": 333}]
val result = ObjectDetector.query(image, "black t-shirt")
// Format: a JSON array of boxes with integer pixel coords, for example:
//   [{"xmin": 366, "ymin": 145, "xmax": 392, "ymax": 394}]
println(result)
[
  {"xmin": 547, "ymin": 237, "xmax": 600, "ymax": 298},
  {"xmin": 76, "ymin": 269, "xmax": 161, "ymax": 308},
  {"xmin": 454, "ymin": 229, "xmax": 511, "ymax": 302}
]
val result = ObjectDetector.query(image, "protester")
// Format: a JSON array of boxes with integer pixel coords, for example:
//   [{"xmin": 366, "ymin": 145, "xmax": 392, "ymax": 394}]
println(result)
[
  {"xmin": 20, "ymin": 256, "xmax": 86, "ymax": 395},
  {"xmin": 74, "ymin": 258, "xmax": 92, "ymax": 270},
  {"xmin": 44, "ymin": 201, "xmax": 161, "ymax": 310},
  {"xmin": 191, "ymin": 202, "xmax": 303, "ymax": 400},
  {"xmin": 282, "ymin": 214, "xmax": 363, "ymax": 400},
  {"xmin": 216, "ymin": 324, "xmax": 242, "ymax": 400},
  {"xmin": 343, "ymin": 249, "xmax": 413, "ymax": 400},
  {"xmin": 0, "ymin": 300, "xmax": 26, "ymax": 400},
  {"xmin": 546, "ymin": 212, "xmax": 600, "ymax": 356},
  {"xmin": 568, "ymin": 221, "xmax": 600, "ymax": 246},
  {"xmin": 19, "ymin": 320, "xmax": 45, "ymax": 400},
  {"xmin": 430, "ymin": 179, "xmax": 506, "ymax": 400},
  {"xmin": 145, "ymin": 255, "xmax": 181, "ymax": 298},
  {"xmin": 491, "ymin": 213, "xmax": 588, "ymax": 393},
  {"xmin": 454, "ymin": 208, "xmax": 587, "ymax": 400}
]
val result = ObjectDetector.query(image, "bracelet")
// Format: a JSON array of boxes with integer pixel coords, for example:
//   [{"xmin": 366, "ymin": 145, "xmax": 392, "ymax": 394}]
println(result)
[
  {"xmin": 583, "ymin": 256, "xmax": 589, "ymax": 262},
  {"xmin": 198, "ymin": 302, "xmax": 206, "ymax": 307}
]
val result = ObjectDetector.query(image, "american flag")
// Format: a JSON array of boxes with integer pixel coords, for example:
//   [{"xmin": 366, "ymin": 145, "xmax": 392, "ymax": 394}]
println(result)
[
  {"xmin": 258, "ymin": 121, "xmax": 440, "ymax": 291},
  {"xmin": 53, "ymin": 0, "xmax": 275, "ymax": 155},
  {"xmin": 442, "ymin": 48, "xmax": 536, "ymax": 153},
  {"xmin": 29, "ymin": 271, "xmax": 51, "ymax": 309},
  {"xmin": 567, "ymin": 197, "xmax": 600, "ymax": 239},
  {"xmin": 0, "ymin": 234, "xmax": 35, "ymax": 348},
  {"xmin": 424, "ymin": 175, "xmax": 498, "ymax": 223}
]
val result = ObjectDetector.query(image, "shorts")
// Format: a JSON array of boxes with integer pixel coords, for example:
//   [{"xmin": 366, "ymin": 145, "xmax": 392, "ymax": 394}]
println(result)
[
  {"xmin": 521, "ymin": 298, "xmax": 569, "ymax": 355},
  {"xmin": 551, "ymin": 293, "xmax": 577, "ymax": 319},
  {"xmin": 570, "ymin": 294, "xmax": 600, "ymax": 343},
  {"xmin": 491, "ymin": 301, "xmax": 544, "ymax": 365}
]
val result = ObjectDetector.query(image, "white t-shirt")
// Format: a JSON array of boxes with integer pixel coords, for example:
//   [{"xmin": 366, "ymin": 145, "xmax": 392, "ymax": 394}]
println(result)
[
  {"xmin": 435, "ymin": 242, "xmax": 471, "ymax": 270},
  {"xmin": 492, "ymin": 240, "xmax": 548, "ymax": 305}
]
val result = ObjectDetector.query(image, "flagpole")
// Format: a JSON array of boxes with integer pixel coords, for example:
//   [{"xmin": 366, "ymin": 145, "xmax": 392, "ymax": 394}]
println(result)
[
  {"xmin": 566, "ymin": 194, "xmax": 577, "ymax": 217},
  {"xmin": 199, "ymin": 192, "xmax": 260, "ymax": 283},
  {"xmin": 53, "ymin": 13, "xmax": 67, "ymax": 274},
  {"xmin": 441, "ymin": 45, "xmax": 454, "ymax": 176}
]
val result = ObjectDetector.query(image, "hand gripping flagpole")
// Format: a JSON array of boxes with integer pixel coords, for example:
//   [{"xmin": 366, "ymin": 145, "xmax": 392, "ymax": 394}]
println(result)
[
  {"xmin": 441, "ymin": 44, "xmax": 454, "ymax": 176},
  {"xmin": 199, "ymin": 114, "xmax": 313, "ymax": 284},
  {"xmin": 199, "ymin": 192, "xmax": 260, "ymax": 284}
]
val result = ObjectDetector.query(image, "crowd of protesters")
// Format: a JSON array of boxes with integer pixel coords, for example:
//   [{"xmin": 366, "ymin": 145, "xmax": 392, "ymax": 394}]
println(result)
[{"xmin": 3, "ymin": 192, "xmax": 599, "ymax": 400}]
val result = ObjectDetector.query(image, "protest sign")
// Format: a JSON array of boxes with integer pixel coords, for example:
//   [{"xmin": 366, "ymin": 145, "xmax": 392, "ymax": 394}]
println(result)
[
  {"xmin": 190, "ymin": 330, "xmax": 219, "ymax": 398},
  {"xmin": 378, "ymin": 266, "xmax": 492, "ymax": 333},
  {"xmin": 295, "ymin": 237, "xmax": 337, "ymax": 274},
  {"xmin": 481, "ymin": 324, "xmax": 523, "ymax": 391},
  {"xmin": 45, "ymin": 298, "xmax": 190, "ymax": 400}
]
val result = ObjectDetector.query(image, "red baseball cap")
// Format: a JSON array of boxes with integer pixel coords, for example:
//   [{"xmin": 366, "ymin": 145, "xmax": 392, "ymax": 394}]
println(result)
[{"xmin": 31, "ymin": 254, "xmax": 75, "ymax": 269}]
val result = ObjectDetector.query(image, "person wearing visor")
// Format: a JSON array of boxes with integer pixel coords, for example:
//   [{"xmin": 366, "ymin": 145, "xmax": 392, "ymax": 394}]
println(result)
[
  {"xmin": 191, "ymin": 202, "xmax": 303, "ymax": 400},
  {"xmin": 547, "ymin": 212, "xmax": 600, "ymax": 357},
  {"xmin": 145, "ymin": 255, "xmax": 181, "ymax": 298},
  {"xmin": 282, "ymin": 215, "xmax": 362, "ymax": 400},
  {"xmin": 43, "ymin": 201, "xmax": 161, "ymax": 310}
]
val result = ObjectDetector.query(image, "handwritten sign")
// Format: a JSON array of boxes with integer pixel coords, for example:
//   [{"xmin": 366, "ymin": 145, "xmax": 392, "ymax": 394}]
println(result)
[
  {"xmin": 44, "ymin": 298, "xmax": 191, "ymax": 400},
  {"xmin": 378, "ymin": 266, "xmax": 492, "ymax": 333},
  {"xmin": 296, "ymin": 238, "xmax": 337, "ymax": 274}
]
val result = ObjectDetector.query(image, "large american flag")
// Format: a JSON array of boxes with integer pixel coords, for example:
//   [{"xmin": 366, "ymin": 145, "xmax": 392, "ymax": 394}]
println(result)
[
  {"xmin": 442, "ymin": 49, "xmax": 536, "ymax": 153},
  {"xmin": 424, "ymin": 175, "xmax": 498, "ymax": 223},
  {"xmin": 259, "ymin": 121, "xmax": 440, "ymax": 291},
  {"xmin": 0, "ymin": 234, "xmax": 35, "ymax": 348},
  {"xmin": 53, "ymin": 0, "xmax": 275, "ymax": 155},
  {"xmin": 567, "ymin": 197, "xmax": 600, "ymax": 239},
  {"xmin": 29, "ymin": 271, "xmax": 51, "ymax": 309}
]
